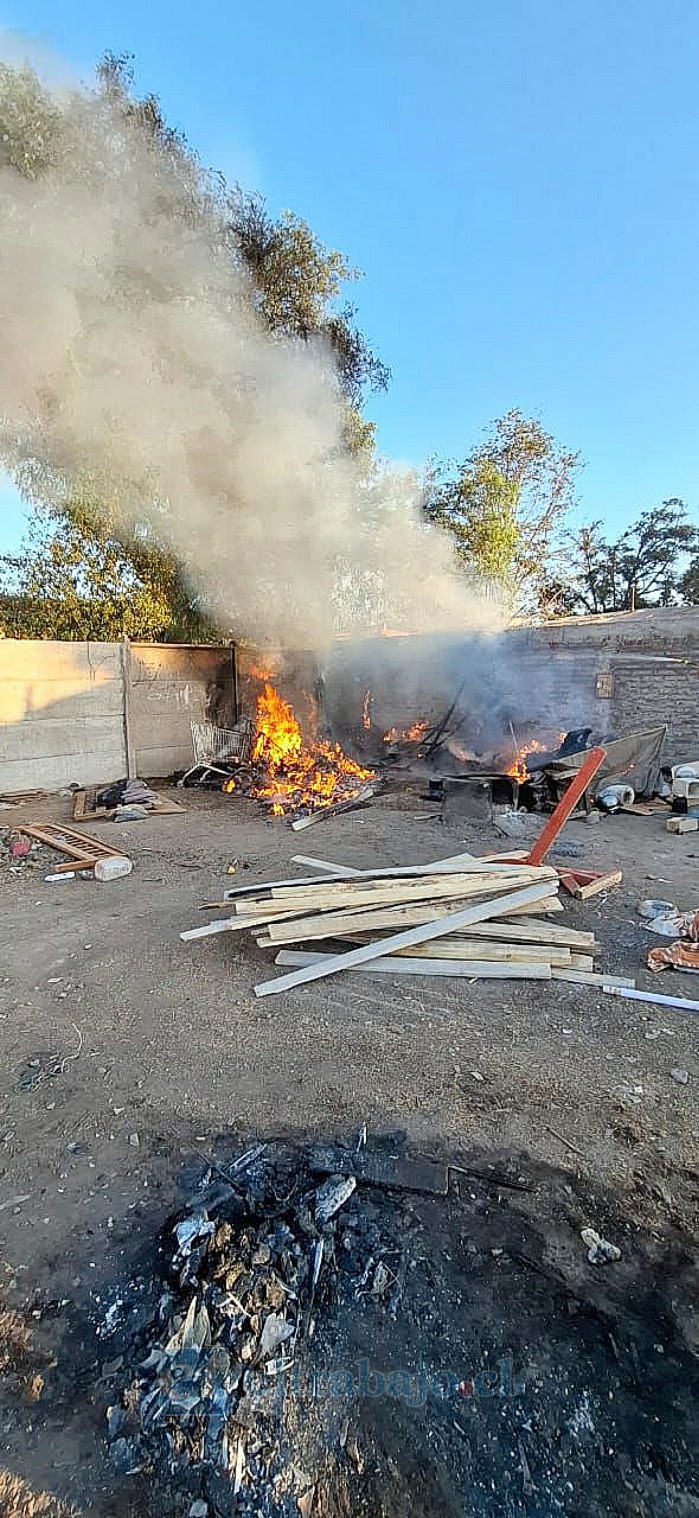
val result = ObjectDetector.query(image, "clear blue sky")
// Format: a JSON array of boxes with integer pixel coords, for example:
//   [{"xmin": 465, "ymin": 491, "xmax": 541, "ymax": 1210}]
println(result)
[{"xmin": 2, "ymin": 0, "xmax": 699, "ymax": 551}]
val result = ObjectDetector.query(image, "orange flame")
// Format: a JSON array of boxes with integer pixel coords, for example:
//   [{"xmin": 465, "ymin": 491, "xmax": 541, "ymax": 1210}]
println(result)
[
  {"xmin": 506, "ymin": 739, "xmax": 548, "ymax": 782},
  {"xmin": 246, "ymin": 681, "xmax": 375, "ymax": 815},
  {"xmin": 362, "ymin": 688, "xmax": 372, "ymax": 731},
  {"xmin": 382, "ymin": 720, "xmax": 429, "ymax": 744},
  {"xmin": 506, "ymin": 732, "xmax": 566, "ymax": 782}
]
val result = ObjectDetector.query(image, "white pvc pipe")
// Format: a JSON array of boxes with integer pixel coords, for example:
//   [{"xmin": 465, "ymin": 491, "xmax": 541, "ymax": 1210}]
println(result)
[{"xmin": 604, "ymin": 984, "xmax": 699, "ymax": 1015}]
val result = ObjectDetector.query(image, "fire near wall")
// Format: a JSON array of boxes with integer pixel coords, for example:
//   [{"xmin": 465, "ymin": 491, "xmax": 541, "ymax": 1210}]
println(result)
[
  {"xmin": 0, "ymin": 607, "xmax": 696, "ymax": 793},
  {"xmin": 509, "ymin": 607, "xmax": 699, "ymax": 764}
]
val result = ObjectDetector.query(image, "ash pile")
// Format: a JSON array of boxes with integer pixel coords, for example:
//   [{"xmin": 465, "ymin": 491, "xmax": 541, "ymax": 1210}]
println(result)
[
  {"xmin": 103, "ymin": 1144, "xmax": 390, "ymax": 1516},
  {"xmin": 94, "ymin": 1138, "xmax": 699, "ymax": 1518}
]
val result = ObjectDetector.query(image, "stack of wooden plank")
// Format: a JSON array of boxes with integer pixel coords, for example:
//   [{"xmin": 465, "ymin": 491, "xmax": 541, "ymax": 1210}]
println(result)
[{"xmin": 182, "ymin": 850, "xmax": 631, "ymax": 998}]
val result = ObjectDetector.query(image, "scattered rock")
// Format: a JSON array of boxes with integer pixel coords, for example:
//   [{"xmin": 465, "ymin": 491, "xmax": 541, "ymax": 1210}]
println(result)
[
  {"xmin": 670, "ymin": 1067, "xmax": 689, "ymax": 1085},
  {"xmin": 258, "ymin": 1310, "xmax": 293, "ymax": 1363},
  {"xmin": 106, "ymin": 1404, "xmax": 123, "ymax": 1439},
  {"xmin": 581, "ymin": 1227, "xmax": 621, "ymax": 1265},
  {"xmin": 110, "ymin": 1436, "xmax": 145, "ymax": 1475},
  {"xmin": 371, "ymin": 1261, "xmax": 391, "ymax": 1298},
  {"xmin": 314, "ymin": 1174, "xmax": 356, "ymax": 1224}
]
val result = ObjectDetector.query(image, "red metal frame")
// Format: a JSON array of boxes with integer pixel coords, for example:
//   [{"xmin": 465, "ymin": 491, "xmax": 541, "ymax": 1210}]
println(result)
[{"xmin": 526, "ymin": 746, "xmax": 607, "ymax": 867}]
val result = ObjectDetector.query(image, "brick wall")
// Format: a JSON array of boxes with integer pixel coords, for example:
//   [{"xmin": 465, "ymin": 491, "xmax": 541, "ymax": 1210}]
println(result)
[
  {"xmin": 510, "ymin": 608, "xmax": 699, "ymax": 763},
  {"xmin": 300, "ymin": 608, "xmax": 699, "ymax": 765}
]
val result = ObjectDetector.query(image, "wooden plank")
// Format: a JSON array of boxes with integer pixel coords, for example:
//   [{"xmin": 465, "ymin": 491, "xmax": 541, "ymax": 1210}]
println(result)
[
  {"xmin": 290, "ymin": 783, "xmax": 377, "ymax": 831},
  {"xmin": 273, "ymin": 950, "xmax": 553, "ymax": 980},
  {"xmin": 553, "ymin": 970, "xmax": 634, "ymax": 987},
  {"xmin": 569, "ymin": 870, "xmax": 622, "ymax": 900},
  {"xmin": 455, "ymin": 919, "xmax": 596, "ymax": 948},
  {"xmin": 260, "ymin": 892, "xmax": 561, "ymax": 946},
  {"xmin": 290, "ymin": 850, "xmax": 479, "ymax": 876},
  {"xmin": 269, "ymin": 864, "xmax": 556, "ymax": 898},
  {"xmin": 224, "ymin": 870, "xmax": 362, "ymax": 899},
  {"xmin": 526, "ymin": 746, "xmax": 606, "ymax": 865},
  {"xmin": 233, "ymin": 873, "xmax": 545, "ymax": 916},
  {"xmin": 603, "ymin": 985, "xmax": 699, "ymax": 1014},
  {"xmin": 254, "ymin": 879, "xmax": 556, "ymax": 996},
  {"xmin": 477, "ymin": 849, "xmax": 529, "ymax": 862},
  {"xmin": 52, "ymin": 857, "xmax": 99, "ymax": 874},
  {"xmin": 260, "ymin": 871, "xmax": 549, "ymax": 913},
  {"xmin": 342, "ymin": 935, "xmax": 572, "ymax": 965},
  {"xmin": 222, "ymin": 854, "xmax": 547, "ymax": 900},
  {"xmin": 17, "ymin": 823, "xmax": 118, "ymax": 861},
  {"xmin": 233, "ymin": 898, "xmax": 323, "ymax": 919},
  {"xmin": 234, "ymin": 884, "xmax": 518, "ymax": 920},
  {"xmin": 501, "ymin": 897, "xmax": 562, "ymax": 915},
  {"xmin": 182, "ymin": 917, "xmax": 239, "ymax": 941},
  {"xmin": 290, "ymin": 855, "xmax": 361, "ymax": 877},
  {"xmin": 181, "ymin": 905, "xmax": 307, "ymax": 941}
]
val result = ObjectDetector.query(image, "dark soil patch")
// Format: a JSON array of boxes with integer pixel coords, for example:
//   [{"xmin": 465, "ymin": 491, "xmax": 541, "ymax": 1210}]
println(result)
[{"xmin": 6, "ymin": 1134, "xmax": 695, "ymax": 1518}]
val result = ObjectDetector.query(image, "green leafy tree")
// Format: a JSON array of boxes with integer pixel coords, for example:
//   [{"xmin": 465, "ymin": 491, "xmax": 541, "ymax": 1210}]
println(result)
[
  {"xmin": 560, "ymin": 501, "xmax": 699, "ymax": 613},
  {"xmin": 423, "ymin": 410, "xmax": 579, "ymax": 611},
  {"xmin": 0, "ymin": 504, "xmax": 218, "ymax": 642},
  {"xmin": 97, "ymin": 53, "xmax": 388, "ymax": 452},
  {"xmin": 679, "ymin": 553, "xmax": 699, "ymax": 605}
]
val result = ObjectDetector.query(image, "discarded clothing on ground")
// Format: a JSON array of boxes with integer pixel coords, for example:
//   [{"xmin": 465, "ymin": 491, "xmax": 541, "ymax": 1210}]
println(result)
[
  {"xmin": 97, "ymin": 777, "xmax": 160, "ymax": 810},
  {"xmin": 647, "ymin": 941, "xmax": 699, "ymax": 974}
]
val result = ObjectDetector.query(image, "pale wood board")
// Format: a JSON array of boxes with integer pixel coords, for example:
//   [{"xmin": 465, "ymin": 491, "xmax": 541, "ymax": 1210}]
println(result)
[
  {"xmin": 339, "ymin": 936, "xmax": 572, "ymax": 965},
  {"xmin": 552, "ymin": 969, "xmax": 635, "ymax": 988},
  {"xmin": 273, "ymin": 950, "xmax": 552, "ymax": 980},
  {"xmin": 570, "ymin": 870, "xmax": 623, "ymax": 900},
  {"xmin": 182, "ymin": 904, "xmax": 308, "ymax": 941},
  {"xmin": 259, "ymin": 886, "xmax": 565, "ymax": 941},
  {"xmin": 453, "ymin": 919, "xmax": 595, "ymax": 948},
  {"xmin": 222, "ymin": 854, "xmax": 548, "ymax": 900},
  {"xmin": 289, "ymin": 855, "xmax": 362, "ymax": 876},
  {"xmin": 238, "ymin": 871, "xmax": 550, "ymax": 917},
  {"xmin": 254, "ymin": 878, "xmax": 556, "ymax": 996},
  {"xmin": 289, "ymin": 850, "xmax": 479, "ymax": 877},
  {"xmin": 506, "ymin": 897, "xmax": 563, "ymax": 915},
  {"xmin": 268, "ymin": 863, "xmax": 556, "ymax": 898},
  {"xmin": 259, "ymin": 894, "xmax": 556, "ymax": 945}
]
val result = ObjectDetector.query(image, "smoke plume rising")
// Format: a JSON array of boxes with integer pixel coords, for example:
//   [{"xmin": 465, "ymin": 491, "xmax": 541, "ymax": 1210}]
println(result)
[{"xmin": 0, "ymin": 54, "xmax": 501, "ymax": 648}]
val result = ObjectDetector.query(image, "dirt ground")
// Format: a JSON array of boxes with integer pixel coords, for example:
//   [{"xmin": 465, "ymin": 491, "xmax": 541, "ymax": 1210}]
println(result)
[{"xmin": 0, "ymin": 787, "xmax": 697, "ymax": 1515}]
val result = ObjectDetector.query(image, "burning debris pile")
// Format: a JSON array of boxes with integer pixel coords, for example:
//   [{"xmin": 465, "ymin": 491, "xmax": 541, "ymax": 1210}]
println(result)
[{"xmin": 225, "ymin": 682, "xmax": 375, "ymax": 818}]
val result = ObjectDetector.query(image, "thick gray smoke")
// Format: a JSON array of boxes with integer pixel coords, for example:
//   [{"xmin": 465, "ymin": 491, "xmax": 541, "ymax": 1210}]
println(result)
[{"xmin": 0, "ymin": 56, "xmax": 503, "ymax": 648}]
